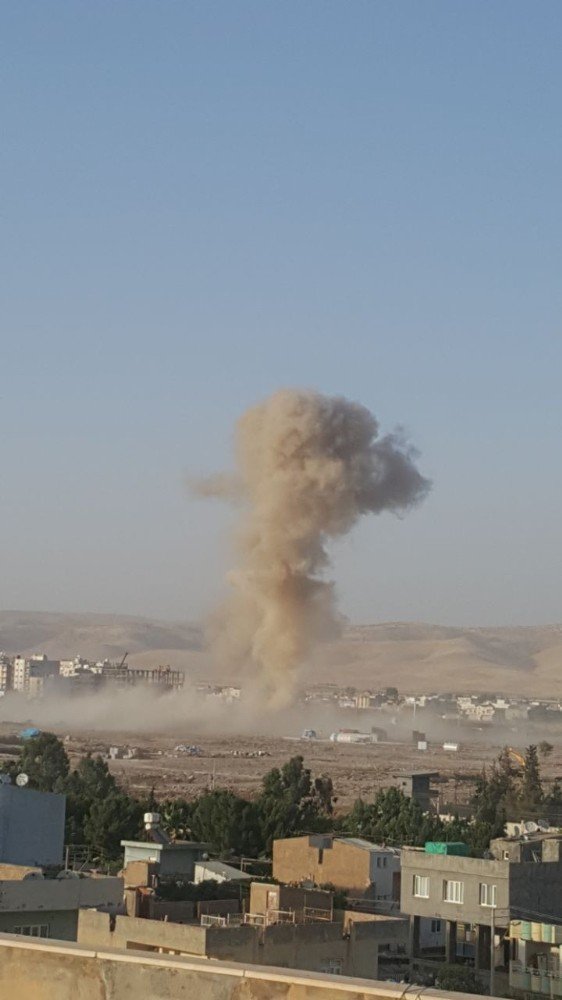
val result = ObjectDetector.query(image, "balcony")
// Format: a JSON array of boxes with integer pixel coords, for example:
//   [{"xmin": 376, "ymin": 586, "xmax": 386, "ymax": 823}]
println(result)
[{"xmin": 510, "ymin": 963, "xmax": 562, "ymax": 995}]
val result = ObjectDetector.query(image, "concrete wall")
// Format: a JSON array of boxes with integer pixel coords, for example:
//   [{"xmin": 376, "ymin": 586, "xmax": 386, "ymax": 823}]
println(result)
[
  {"xmin": 79, "ymin": 909, "xmax": 211, "ymax": 953},
  {"xmin": 490, "ymin": 837, "xmax": 562, "ymax": 864},
  {"xmin": 150, "ymin": 898, "xmax": 197, "ymax": 922},
  {"xmin": 0, "ymin": 864, "xmax": 42, "ymax": 880},
  {"xmin": 158, "ymin": 846, "xmax": 206, "ymax": 878},
  {"xmin": 0, "ymin": 786, "xmax": 65, "ymax": 867},
  {"xmin": 0, "ymin": 932, "xmax": 493, "ymax": 1000},
  {"xmin": 122, "ymin": 842, "xmax": 207, "ymax": 878},
  {"xmin": 122, "ymin": 843, "xmax": 162, "ymax": 866},
  {"xmin": 77, "ymin": 908, "xmax": 396, "ymax": 979},
  {"xmin": 367, "ymin": 852, "xmax": 400, "ymax": 901},
  {"xmin": 0, "ymin": 907, "xmax": 77, "ymax": 939},
  {"xmin": 273, "ymin": 836, "xmax": 372, "ymax": 895},
  {"xmin": 509, "ymin": 862, "xmax": 562, "ymax": 922},
  {"xmin": 198, "ymin": 899, "xmax": 240, "ymax": 918},
  {"xmin": 122, "ymin": 860, "xmax": 158, "ymax": 887},
  {"xmin": 0, "ymin": 875, "xmax": 123, "ymax": 913},
  {"xmin": 0, "ymin": 875, "xmax": 124, "ymax": 940},
  {"xmin": 249, "ymin": 882, "xmax": 332, "ymax": 917}
]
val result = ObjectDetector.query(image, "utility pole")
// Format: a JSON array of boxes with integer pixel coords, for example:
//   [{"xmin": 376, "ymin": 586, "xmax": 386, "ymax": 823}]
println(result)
[{"xmin": 490, "ymin": 905, "xmax": 496, "ymax": 997}]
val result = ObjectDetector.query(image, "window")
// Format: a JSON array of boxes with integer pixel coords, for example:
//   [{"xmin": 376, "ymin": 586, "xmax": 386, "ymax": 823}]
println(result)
[
  {"xmin": 413, "ymin": 875, "xmax": 430, "ymax": 898},
  {"xmin": 480, "ymin": 883, "xmax": 497, "ymax": 907},
  {"xmin": 431, "ymin": 919, "xmax": 442, "ymax": 933},
  {"xmin": 13, "ymin": 924, "xmax": 49, "ymax": 938},
  {"xmin": 321, "ymin": 958, "xmax": 343, "ymax": 975},
  {"xmin": 443, "ymin": 880, "xmax": 464, "ymax": 903}
]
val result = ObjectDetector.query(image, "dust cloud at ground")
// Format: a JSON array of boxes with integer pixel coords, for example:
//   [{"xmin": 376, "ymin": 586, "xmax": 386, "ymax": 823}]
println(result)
[{"xmin": 0, "ymin": 685, "xmax": 348, "ymax": 738}]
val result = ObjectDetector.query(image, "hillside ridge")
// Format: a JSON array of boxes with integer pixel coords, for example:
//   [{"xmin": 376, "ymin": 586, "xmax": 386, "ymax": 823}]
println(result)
[{"xmin": 1, "ymin": 611, "xmax": 561, "ymax": 696}]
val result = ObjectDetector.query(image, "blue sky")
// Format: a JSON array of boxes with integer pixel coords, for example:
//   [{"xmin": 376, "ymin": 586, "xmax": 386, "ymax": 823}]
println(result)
[{"xmin": 2, "ymin": 1, "xmax": 561, "ymax": 625}]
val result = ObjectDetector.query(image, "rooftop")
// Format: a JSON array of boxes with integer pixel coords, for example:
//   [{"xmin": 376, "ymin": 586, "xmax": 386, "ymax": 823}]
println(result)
[
  {"xmin": 335, "ymin": 838, "xmax": 399, "ymax": 855},
  {"xmin": 121, "ymin": 840, "xmax": 210, "ymax": 851},
  {"xmin": 195, "ymin": 859, "xmax": 252, "ymax": 880}
]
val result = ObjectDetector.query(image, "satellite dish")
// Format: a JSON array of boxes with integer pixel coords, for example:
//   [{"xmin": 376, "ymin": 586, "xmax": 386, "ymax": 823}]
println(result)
[{"xmin": 15, "ymin": 773, "xmax": 29, "ymax": 787}]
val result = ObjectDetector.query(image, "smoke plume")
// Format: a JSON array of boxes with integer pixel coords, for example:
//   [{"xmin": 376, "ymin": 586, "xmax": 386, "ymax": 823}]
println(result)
[{"xmin": 196, "ymin": 389, "xmax": 430, "ymax": 707}]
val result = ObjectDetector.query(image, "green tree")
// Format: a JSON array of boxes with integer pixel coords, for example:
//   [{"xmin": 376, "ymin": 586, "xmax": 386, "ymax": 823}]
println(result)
[
  {"xmin": 190, "ymin": 790, "xmax": 263, "ymax": 857},
  {"xmin": 67, "ymin": 754, "xmax": 118, "ymax": 799},
  {"xmin": 344, "ymin": 788, "xmax": 442, "ymax": 846},
  {"xmin": 19, "ymin": 733, "xmax": 70, "ymax": 791},
  {"xmin": 545, "ymin": 780, "xmax": 562, "ymax": 825},
  {"xmin": 519, "ymin": 745, "xmax": 543, "ymax": 813},
  {"xmin": 258, "ymin": 756, "xmax": 333, "ymax": 852},
  {"xmin": 83, "ymin": 793, "xmax": 144, "ymax": 859},
  {"xmin": 471, "ymin": 750, "xmax": 516, "ymax": 827},
  {"xmin": 64, "ymin": 754, "xmax": 119, "ymax": 845}
]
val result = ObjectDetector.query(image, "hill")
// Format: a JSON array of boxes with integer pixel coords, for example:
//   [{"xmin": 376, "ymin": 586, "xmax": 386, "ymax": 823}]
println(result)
[{"xmin": 1, "ymin": 611, "xmax": 561, "ymax": 697}]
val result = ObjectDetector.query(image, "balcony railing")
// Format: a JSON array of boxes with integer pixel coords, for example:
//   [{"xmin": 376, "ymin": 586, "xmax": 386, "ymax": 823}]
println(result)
[
  {"xmin": 303, "ymin": 906, "xmax": 332, "ymax": 922},
  {"xmin": 510, "ymin": 962, "xmax": 562, "ymax": 995},
  {"xmin": 200, "ymin": 913, "xmax": 242, "ymax": 928}
]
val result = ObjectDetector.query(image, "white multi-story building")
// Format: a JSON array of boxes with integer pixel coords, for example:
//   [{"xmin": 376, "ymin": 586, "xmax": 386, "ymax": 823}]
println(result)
[
  {"xmin": 0, "ymin": 656, "xmax": 11, "ymax": 692},
  {"xmin": 12, "ymin": 657, "xmax": 29, "ymax": 692},
  {"xmin": 12, "ymin": 655, "xmax": 60, "ymax": 694},
  {"xmin": 59, "ymin": 660, "xmax": 76, "ymax": 678}
]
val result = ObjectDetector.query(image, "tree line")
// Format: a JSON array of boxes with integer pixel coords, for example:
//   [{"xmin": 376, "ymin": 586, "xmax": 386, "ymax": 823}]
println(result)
[{"xmin": 5, "ymin": 734, "xmax": 559, "ymax": 864}]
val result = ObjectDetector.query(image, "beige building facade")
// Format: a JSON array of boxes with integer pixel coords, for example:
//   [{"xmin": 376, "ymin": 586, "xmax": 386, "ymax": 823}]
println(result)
[{"xmin": 273, "ymin": 835, "xmax": 400, "ymax": 902}]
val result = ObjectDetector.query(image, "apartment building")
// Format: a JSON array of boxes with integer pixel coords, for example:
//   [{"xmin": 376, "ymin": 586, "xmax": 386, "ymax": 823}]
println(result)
[
  {"xmin": 0, "ymin": 655, "xmax": 12, "ymax": 692},
  {"xmin": 12, "ymin": 654, "xmax": 60, "ymax": 693},
  {"xmin": 273, "ymin": 835, "xmax": 400, "ymax": 903},
  {"xmin": 401, "ymin": 837, "xmax": 562, "ymax": 978},
  {"xmin": 509, "ymin": 919, "xmax": 562, "ymax": 997}
]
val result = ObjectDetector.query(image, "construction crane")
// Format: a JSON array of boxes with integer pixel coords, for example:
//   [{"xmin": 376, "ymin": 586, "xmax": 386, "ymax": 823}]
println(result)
[{"xmin": 118, "ymin": 652, "xmax": 128, "ymax": 670}]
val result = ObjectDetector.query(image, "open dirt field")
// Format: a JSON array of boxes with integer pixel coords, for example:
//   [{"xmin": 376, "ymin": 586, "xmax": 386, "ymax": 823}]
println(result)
[{"xmin": 3, "ymin": 721, "xmax": 561, "ymax": 814}]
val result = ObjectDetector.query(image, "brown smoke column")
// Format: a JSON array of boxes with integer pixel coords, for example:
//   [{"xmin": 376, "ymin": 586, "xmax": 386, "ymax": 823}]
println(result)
[{"xmin": 196, "ymin": 389, "xmax": 430, "ymax": 707}]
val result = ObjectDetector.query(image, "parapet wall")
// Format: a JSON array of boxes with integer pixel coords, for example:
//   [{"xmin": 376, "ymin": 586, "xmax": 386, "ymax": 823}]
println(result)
[{"xmin": 0, "ymin": 932, "xmax": 482, "ymax": 1000}]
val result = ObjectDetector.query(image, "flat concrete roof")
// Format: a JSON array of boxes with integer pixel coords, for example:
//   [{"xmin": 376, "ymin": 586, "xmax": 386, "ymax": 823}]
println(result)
[{"xmin": 121, "ymin": 840, "xmax": 210, "ymax": 851}]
